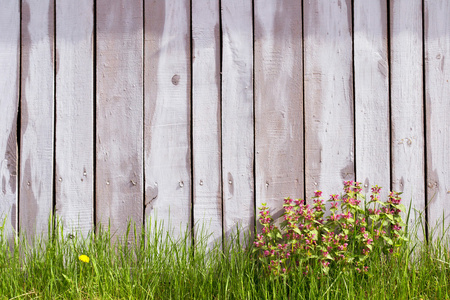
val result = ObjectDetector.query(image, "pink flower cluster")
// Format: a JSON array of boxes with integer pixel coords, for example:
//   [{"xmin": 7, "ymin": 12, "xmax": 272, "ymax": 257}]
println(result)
[{"xmin": 253, "ymin": 181, "xmax": 407, "ymax": 277}]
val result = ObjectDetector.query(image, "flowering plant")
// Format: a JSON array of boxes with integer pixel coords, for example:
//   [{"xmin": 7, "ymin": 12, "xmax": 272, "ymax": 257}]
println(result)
[{"xmin": 253, "ymin": 181, "xmax": 407, "ymax": 277}]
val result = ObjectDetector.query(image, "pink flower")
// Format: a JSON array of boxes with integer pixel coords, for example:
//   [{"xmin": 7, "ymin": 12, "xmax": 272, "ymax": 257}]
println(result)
[
  {"xmin": 371, "ymin": 185, "xmax": 382, "ymax": 193},
  {"xmin": 321, "ymin": 260, "xmax": 330, "ymax": 267},
  {"xmin": 314, "ymin": 190, "xmax": 323, "ymax": 197}
]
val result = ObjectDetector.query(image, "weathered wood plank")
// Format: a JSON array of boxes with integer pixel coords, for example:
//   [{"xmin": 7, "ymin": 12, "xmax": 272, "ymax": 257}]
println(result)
[
  {"xmin": 96, "ymin": 0, "xmax": 143, "ymax": 237},
  {"xmin": 354, "ymin": 0, "xmax": 390, "ymax": 197},
  {"xmin": 221, "ymin": 0, "xmax": 254, "ymax": 237},
  {"xmin": 192, "ymin": 0, "xmax": 222, "ymax": 245},
  {"xmin": 391, "ymin": 0, "xmax": 425, "ymax": 235},
  {"xmin": 304, "ymin": 0, "xmax": 354, "ymax": 202},
  {"xmin": 55, "ymin": 0, "xmax": 94, "ymax": 236},
  {"xmin": 0, "ymin": 0, "xmax": 20, "ymax": 238},
  {"xmin": 424, "ymin": 0, "xmax": 450, "ymax": 232},
  {"xmin": 144, "ymin": 0, "xmax": 191, "ymax": 237},
  {"xmin": 19, "ymin": 0, "xmax": 55, "ymax": 238},
  {"xmin": 254, "ymin": 1, "xmax": 303, "ymax": 218}
]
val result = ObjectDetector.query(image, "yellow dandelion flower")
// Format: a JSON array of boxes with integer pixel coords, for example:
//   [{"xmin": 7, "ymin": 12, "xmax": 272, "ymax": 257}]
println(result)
[{"xmin": 78, "ymin": 254, "xmax": 90, "ymax": 263}]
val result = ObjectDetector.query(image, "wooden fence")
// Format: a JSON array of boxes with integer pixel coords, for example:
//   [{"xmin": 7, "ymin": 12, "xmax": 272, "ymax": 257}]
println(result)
[{"xmin": 1, "ymin": 0, "xmax": 449, "ymax": 244}]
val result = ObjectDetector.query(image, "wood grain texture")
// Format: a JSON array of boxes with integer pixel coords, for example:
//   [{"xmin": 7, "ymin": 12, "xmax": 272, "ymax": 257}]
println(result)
[
  {"xmin": 254, "ymin": 0, "xmax": 303, "ymax": 219},
  {"xmin": 192, "ymin": 0, "xmax": 222, "ymax": 246},
  {"xmin": 390, "ymin": 0, "xmax": 425, "ymax": 233},
  {"xmin": 304, "ymin": 0, "xmax": 354, "ymax": 202},
  {"xmin": 354, "ymin": 0, "xmax": 390, "ymax": 197},
  {"xmin": 96, "ymin": 0, "xmax": 143, "ymax": 237},
  {"xmin": 55, "ymin": 0, "xmax": 94, "ymax": 236},
  {"xmin": 144, "ymin": 0, "xmax": 191, "ymax": 237},
  {"xmin": 424, "ymin": 0, "xmax": 450, "ymax": 231},
  {"xmin": 221, "ymin": 0, "xmax": 254, "ymax": 237},
  {"xmin": 0, "ymin": 0, "xmax": 20, "ymax": 238},
  {"xmin": 20, "ymin": 0, "xmax": 55, "ymax": 238}
]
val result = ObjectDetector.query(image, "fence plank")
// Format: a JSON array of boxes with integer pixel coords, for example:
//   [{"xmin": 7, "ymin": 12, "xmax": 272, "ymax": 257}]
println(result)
[
  {"xmin": 354, "ymin": 0, "xmax": 390, "ymax": 197},
  {"xmin": 391, "ymin": 0, "xmax": 425, "ymax": 235},
  {"xmin": 96, "ymin": 0, "xmax": 143, "ymax": 237},
  {"xmin": 55, "ymin": 0, "xmax": 94, "ymax": 236},
  {"xmin": 254, "ymin": 1, "xmax": 303, "ymax": 219},
  {"xmin": 144, "ymin": 0, "xmax": 191, "ymax": 237},
  {"xmin": 221, "ymin": 0, "xmax": 254, "ymax": 237},
  {"xmin": 192, "ymin": 0, "xmax": 222, "ymax": 245},
  {"xmin": 425, "ymin": 1, "xmax": 450, "ymax": 232},
  {"xmin": 20, "ymin": 0, "xmax": 55, "ymax": 238},
  {"xmin": 304, "ymin": 0, "xmax": 354, "ymax": 202},
  {"xmin": 0, "ymin": 0, "xmax": 20, "ymax": 239}
]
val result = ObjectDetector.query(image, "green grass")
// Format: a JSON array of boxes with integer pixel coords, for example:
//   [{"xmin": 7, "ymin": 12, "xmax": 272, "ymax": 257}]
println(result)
[{"xmin": 1, "ymin": 217, "xmax": 450, "ymax": 299}]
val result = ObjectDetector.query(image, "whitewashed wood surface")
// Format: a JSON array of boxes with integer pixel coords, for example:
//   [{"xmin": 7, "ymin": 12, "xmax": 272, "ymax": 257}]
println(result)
[
  {"xmin": 303, "ymin": 0, "xmax": 354, "ymax": 202},
  {"xmin": 192, "ymin": 0, "xmax": 222, "ymax": 246},
  {"xmin": 0, "ymin": 0, "xmax": 20, "ymax": 239},
  {"xmin": 20, "ymin": 0, "xmax": 55, "ymax": 239},
  {"xmin": 391, "ymin": 0, "xmax": 425, "ymax": 236},
  {"xmin": 144, "ymin": 0, "xmax": 191, "ymax": 238},
  {"xmin": 96, "ymin": 0, "xmax": 144, "ymax": 237},
  {"xmin": 1, "ymin": 1, "xmax": 450, "ymax": 241},
  {"xmin": 354, "ymin": 0, "xmax": 390, "ymax": 199},
  {"xmin": 221, "ymin": 0, "xmax": 254, "ymax": 238},
  {"xmin": 425, "ymin": 0, "xmax": 450, "ymax": 233},
  {"xmin": 55, "ymin": 0, "xmax": 94, "ymax": 237},
  {"xmin": 254, "ymin": 0, "xmax": 304, "ymax": 220}
]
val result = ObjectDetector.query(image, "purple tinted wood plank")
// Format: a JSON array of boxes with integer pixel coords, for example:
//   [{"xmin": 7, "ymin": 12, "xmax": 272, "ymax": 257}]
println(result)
[
  {"xmin": 144, "ymin": 0, "xmax": 191, "ymax": 238},
  {"xmin": 304, "ymin": 0, "xmax": 354, "ymax": 203},
  {"xmin": 20, "ymin": 0, "xmax": 55, "ymax": 238},
  {"xmin": 391, "ymin": 0, "xmax": 425, "ymax": 237},
  {"xmin": 96, "ymin": 0, "xmax": 144, "ymax": 237},
  {"xmin": 221, "ymin": 0, "xmax": 254, "ymax": 238},
  {"xmin": 254, "ymin": 0, "xmax": 304, "ymax": 220},
  {"xmin": 192, "ymin": 0, "xmax": 222, "ymax": 246},
  {"xmin": 55, "ymin": 0, "xmax": 94, "ymax": 236},
  {"xmin": 0, "ymin": 0, "xmax": 20, "ymax": 239}
]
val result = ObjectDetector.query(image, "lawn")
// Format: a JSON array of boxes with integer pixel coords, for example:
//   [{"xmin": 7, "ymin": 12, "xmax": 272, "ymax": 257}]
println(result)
[{"xmin": 1, "ymin": 216, "xmax": 450, "ymax": 299}]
